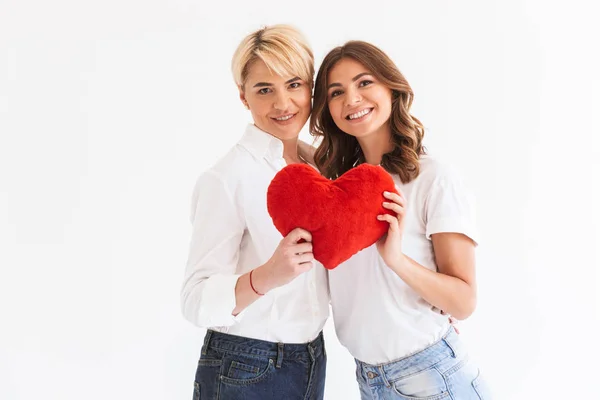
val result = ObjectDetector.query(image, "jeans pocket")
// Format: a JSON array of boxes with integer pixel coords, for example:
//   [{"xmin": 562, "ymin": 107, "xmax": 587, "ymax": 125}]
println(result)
[
  {"xmin": 192, "ymin": 382, "xmax": 200, "ymax": 400},
  {"xmin": 220, "ymin": 354, "xmax": 275, "ymax": 386},
  {"xmin": 228, "ymin": 360, "xmax": 261, "ymax": 379},
  {"xmin": 194, "ymin": 358, "xmax": 222, "ymax": 399},
  {"xmin": 391, "ymin": 367, "xmax": 450, "ymax": 400}
]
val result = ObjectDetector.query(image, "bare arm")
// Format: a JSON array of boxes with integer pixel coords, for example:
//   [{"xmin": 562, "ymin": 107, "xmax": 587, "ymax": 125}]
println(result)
[{"xmin": 387, "ymin": 232, "xmax": 477, "ymax": 320}]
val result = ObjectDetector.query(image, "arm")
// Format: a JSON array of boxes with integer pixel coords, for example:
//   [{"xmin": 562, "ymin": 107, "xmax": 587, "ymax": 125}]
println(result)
[
  {"xmin": 233, "ymin": 227, "xmax": 315, "ymax": 315},
  {"xmin": 232, "ymin": 272, "xmax": 263, "ymax": 316},
  {"xmin": 180, "ymin": 170, "xmax": 317, "ymax": 326},
  {"xmin": 377, "ymin": 168, "xmax": 478, "ymax": 321},
  {"xmin": 180, "ymin": 170, "xmax": 248, "ymax": 327},
  {"xmin": 386, "ymin": 233, "xmax": 477, "ymax": 320}
]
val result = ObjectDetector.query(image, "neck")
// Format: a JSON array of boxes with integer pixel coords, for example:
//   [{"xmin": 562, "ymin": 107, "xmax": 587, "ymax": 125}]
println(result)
[
  {"xmin": 254, "ymin": 123, "xmax": 302, "ymax": 164},
  {"xmin": 356, "ymin": 125, "xmax": 394, "ymax": 165}
]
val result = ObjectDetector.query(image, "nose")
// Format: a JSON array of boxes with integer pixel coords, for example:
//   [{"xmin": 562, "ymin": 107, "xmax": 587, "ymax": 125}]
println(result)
[
  {"xmin": 274, "ymin": 91, "xmax": 291, "ymax": 111},
  {"xmin": 345, "ymin": 86, "xmax": 362, "ymax": 107}
]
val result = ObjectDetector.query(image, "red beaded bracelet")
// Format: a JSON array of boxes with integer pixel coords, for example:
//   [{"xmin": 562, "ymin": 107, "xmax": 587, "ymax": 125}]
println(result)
[{"xmin": 249, "ymin": 269, "xmax": 264, "ymax": 296}]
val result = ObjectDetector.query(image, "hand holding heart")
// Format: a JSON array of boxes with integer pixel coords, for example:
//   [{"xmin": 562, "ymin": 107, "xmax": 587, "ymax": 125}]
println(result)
[
  {"xmin": 253, "ymin": 227, "xmax": 315, "ymax": 294},
  {"xmin": 376, "ymin": 190, "xmax": 407, "ymax": 270}
]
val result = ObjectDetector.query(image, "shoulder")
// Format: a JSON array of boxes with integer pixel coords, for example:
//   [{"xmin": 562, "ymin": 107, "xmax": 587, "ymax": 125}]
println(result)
[
  {"xmin": 414, "ymin": 155, "xmax": 465, "ymax": 189},
  {"xmin": 195, "ymin": 144, "xmax": 257, "ymax": 189}
]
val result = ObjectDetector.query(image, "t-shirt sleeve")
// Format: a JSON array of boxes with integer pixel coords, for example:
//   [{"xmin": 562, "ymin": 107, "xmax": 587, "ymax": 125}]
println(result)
[{"xmin": 424, "ymin": 167, "xmax": 479, "ymax": 245}]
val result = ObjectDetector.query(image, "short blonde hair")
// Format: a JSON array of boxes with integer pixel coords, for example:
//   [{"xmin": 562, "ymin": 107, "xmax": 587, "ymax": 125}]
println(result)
[{"xmin": 231, "ymin": 24, "xmax": 314, "ymax": 90}]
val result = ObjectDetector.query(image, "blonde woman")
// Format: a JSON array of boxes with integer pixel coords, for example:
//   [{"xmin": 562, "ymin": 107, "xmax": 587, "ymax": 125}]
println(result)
[
  {"xmin": 181, "ymin": 25, "xmax": 328, "ymax": 400},
  {"xmin": 311, "ymin": 41, "xmax": 491, "ymax": 399}
]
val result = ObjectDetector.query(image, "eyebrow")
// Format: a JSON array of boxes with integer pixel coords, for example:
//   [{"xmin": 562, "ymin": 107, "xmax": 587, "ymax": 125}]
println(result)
[
  {"xmin": 327, "ymin": 72, "xmax": 372, "ymax": 89},
  {"xmin": 253, "ymin": 77, "xmax": 302, "ymax": 88}
]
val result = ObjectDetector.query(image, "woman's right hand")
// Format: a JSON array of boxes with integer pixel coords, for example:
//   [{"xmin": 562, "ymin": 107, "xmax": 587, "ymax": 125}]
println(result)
[{"xmin": 252, "ymin": 228, "xmax": 314, "ymax": 293}]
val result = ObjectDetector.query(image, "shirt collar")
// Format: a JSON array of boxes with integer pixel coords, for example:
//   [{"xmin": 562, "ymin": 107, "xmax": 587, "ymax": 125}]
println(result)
[{"xmin": 238, "ymin": 123, "xmax": 285, "ymax": 161}]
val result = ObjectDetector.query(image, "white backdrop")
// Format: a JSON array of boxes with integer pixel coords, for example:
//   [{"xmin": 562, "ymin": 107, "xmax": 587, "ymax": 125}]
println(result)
[{"xmin": 1, "ymin": 1, "xmax": 598, "ymax": 399}]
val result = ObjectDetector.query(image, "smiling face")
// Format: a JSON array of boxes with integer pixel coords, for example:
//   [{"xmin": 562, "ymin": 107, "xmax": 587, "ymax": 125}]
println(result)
[
  {"xmin": 326, "ymin": 57, "xmax": 393, "ymax": 140},
  {"xmin": 240, "ymin": 59, "xmax": 312, "ymax": 141}
]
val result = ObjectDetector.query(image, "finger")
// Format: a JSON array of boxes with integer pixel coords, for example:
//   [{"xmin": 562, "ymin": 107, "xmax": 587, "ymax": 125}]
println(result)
[
  {"xmin": 295, "ymin": 252, "xmax": 314, "ymax": 264},
  {"xmin": 298, "ymin": 261, "xmax": 315, "ymax": 273},
  {"xmin": 377, "ymin": 214, "xmax": 399, "ymax": 232},
  {"xmin": 297, "ymin": 260, "xmax": 315, "ymax": 274},
  {"xmin": 292, "ymin": 242, "xmax": 313, "ymax": 254},
  {"xmin": 382, "ymin": 202, "xmax": 405, "ymax": 216},
  {"xmin": 287, "ymin": 227, "xmax": 312, "ymax": 244},
  {"xmin": 383, "ymin": 191, "xmax": 405, "ymax": 206}
]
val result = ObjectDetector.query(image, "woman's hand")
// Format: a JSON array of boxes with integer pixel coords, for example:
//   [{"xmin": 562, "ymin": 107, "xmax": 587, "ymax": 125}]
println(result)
[
  {"xmin": 376, "ymin": 191, "xmax": 407, "ymax": 269},
  {"xmin": 252, "ymin": 227, "xmax": 314, "ymax": 293}
]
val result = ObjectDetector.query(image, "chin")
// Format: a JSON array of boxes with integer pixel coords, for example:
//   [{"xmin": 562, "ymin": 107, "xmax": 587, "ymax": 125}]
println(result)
[
  {"xmin": 274, "ymin": 123, "xmax": 302, "ymax": 138},
  {"xmin": 342, "ymin": 125, "xmax": 368, "ymax": 138}
]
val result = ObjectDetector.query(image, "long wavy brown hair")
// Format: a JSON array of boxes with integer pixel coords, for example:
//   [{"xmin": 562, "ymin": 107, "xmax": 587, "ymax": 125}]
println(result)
[{"xmin": 310, "ymin": 41, "xmax": 426, "ymax": 182}]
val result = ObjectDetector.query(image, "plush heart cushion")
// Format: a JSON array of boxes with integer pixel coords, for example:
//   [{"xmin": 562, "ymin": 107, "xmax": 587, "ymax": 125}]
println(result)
[{"xmin": 266, "ymin": 163, "xmax": 398, "ymax": 270}]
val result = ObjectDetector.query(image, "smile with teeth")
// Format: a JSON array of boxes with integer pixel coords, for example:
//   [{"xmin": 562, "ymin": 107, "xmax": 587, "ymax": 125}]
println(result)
[
  {"xmin": 346, "ymin": 108, "xmax": 373, "ymax": 120},
  {"xmin": 273, "ymin": 113, "xmax": 296, "ymax": 121}
]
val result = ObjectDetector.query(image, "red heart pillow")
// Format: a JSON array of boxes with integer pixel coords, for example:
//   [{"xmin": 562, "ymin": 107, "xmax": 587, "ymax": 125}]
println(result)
[{"xmin": 266, "ymin": 163, "xmax": 398, "ymax": 269}]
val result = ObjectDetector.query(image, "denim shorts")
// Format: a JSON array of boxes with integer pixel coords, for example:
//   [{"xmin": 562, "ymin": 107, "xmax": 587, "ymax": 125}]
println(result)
[
  {"xmin": 355, "ymin": 328, "xmax": 491, "ymax": 399},
  {"xmin": 192, "ymin": 330, "xmax": 326, "ymax": 400}
]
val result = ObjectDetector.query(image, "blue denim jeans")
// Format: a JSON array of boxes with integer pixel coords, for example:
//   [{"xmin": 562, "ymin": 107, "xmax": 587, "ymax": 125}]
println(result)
[
  {"xmin": 355, "ymin": 328, "xmax": 491, "ymax": 399},
  {"xmin": 192, "ymin": 330, "xmax": 326, "ymax": 400}
]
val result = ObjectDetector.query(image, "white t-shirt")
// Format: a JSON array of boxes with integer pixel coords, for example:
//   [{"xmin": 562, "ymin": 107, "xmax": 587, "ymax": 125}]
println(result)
[{"xmin": 328, "ymin": 155, "xmax": 478, "ymax": 364}]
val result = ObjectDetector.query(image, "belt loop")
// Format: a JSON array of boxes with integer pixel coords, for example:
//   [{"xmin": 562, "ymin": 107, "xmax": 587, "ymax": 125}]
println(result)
[
  {"xmin": 201, "ymin": 330, "xmax": 213, "ymax": 356},
  {"xmin": 308, "ymin": 342, "xmax": 316, "ymax": 362},
  {"xmin": 276, "ymin": 342, "xmax": 284, "ymax": 369},
  {"xmin": 356, "ymin": 360, "xmax": 364, "ymax": 381},
  {"xmin": 379, "ymin": 366, "xmax": 391, "ymax": 388},
  {"xmin": 442, "ymin": 336, "xmax": 456, "ymax": 358}
]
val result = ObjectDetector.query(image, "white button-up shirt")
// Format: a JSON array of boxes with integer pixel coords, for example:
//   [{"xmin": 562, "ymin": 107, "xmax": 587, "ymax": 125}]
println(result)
[
  {"xmin": 329, "ymin": 156, "xmax": 478, "ymax": 364},
  {"xmin": 180, "ymin": 124, "xmax": 329, "ymax": 343}
]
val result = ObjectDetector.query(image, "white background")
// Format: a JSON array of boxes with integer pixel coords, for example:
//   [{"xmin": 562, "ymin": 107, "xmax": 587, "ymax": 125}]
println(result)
[{"xmin": 1, "ymin": 1, "xmax": 599, "ymax": 399}]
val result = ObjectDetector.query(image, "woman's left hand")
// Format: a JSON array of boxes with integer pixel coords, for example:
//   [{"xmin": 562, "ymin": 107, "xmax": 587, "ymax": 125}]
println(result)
[{"xmin": 376, "ymin": 191, "xmax": 406, "ymax": 269}]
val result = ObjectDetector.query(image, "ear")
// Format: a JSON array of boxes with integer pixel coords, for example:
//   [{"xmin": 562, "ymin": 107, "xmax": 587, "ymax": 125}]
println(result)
[{"xmin": 238, "ymin": 85, "xmax": 249, "ymax": 109}]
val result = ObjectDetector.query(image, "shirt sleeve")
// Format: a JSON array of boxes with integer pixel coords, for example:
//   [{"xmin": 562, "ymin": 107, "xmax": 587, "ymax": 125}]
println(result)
[
  {"xmin": 180, "ymin": 170, "xmax": 247, "ymax": 328},
  {"xmin": 424, "ymin": 166, "xmax": 479, "ymax": 245}
]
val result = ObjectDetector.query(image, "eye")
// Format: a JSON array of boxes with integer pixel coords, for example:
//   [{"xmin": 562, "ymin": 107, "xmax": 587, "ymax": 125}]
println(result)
[
  {"xmin": 258, "ymin": 88, "xmax": 272, "ymax": 95},
  {"xmin": 289, "ymin": 82, "xmax": 301, "ymax": 89},
  {"xmin": 359, "ymin": 80, "xmax": 373, "ymax": 87},
  {"xmin": 330, "ymin": 90, "xmax": 343, "ymax": 98}
]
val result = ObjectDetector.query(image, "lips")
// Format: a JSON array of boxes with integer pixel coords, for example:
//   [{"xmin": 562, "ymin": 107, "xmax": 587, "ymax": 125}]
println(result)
[
  {"xmin": 270, "ymin": 113, "xmax": 298, "ymax": 126},
  {"xmin": 272, "ymin": 113, "xmax": 296, "ymax": 121},
  {"xmin": 346, "ymin": 107, "xmax": 373, "ymax": 120}
]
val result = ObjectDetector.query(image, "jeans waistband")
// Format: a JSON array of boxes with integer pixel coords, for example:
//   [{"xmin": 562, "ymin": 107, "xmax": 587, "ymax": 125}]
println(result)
[
  {"xmin": 202, "ymin": 330, "xmax": 325, "ymax": 362},
  {"xmin": 356, "ymin": 327, "xmax": 465, "ymax": 385}
]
